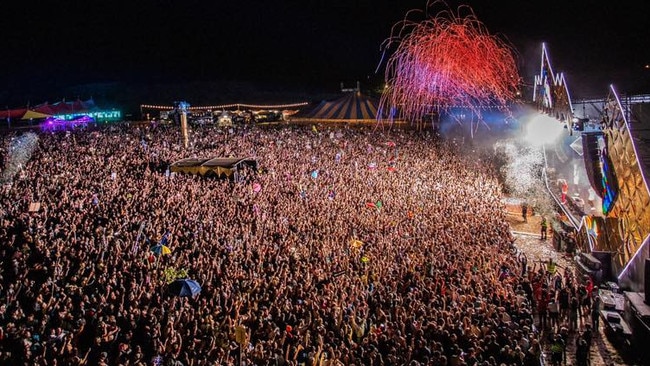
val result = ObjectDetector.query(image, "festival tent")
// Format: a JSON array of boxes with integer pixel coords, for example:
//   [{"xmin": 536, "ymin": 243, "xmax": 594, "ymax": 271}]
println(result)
[
  {"xmin": 72, "ymin": 99, "xmax": 84, "ymax": 111},
  {"xmin": 1, "ymin": 98, "xmax": 100, "ymax": 122},
  {"xmin": 21, "ymin": 110, "xmax": 51, "ymax": 120},
  {"xmin": 34, "ymin": 103, "xmax": 56, "ymax": 115},
  {"xmin": 35, "ymin": 99, "xmax": 98, "ymax": 115},
  {"xmin": 50, "ymin": 101, "xmax": 73, "ymax": 114},
  {"xmin": 305, "ymin": 91, "xmax": 380, "ymax": 122},
  {"xmin": 0, "ymin": 108, "xmax": 28, "ymax": 120},
  {"xmin": 170, "ymin": 157, "xmax": 258, "ymax": 178},
  {"xmin": 81, "ymin": 98, "xmax": 97, "ymax": 110},
  {"xmin": 48, "ymin": 99, "xmax": 96, "ymax": 114}
]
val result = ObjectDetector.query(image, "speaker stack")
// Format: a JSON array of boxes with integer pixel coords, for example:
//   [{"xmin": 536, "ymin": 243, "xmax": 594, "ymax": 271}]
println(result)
[
  {"xmin": 581, "ymin": 132, "xmax": 604, "ymax": 197},
  {"xmin": 643, "ymin": 258, "xmax": 650, "ymax": 305}
]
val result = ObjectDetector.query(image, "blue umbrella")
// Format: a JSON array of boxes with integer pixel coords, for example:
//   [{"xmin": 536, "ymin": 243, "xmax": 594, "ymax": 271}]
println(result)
[{"xmin": 168, "ymin": 279, "xmax": 202, "ymax": 297}]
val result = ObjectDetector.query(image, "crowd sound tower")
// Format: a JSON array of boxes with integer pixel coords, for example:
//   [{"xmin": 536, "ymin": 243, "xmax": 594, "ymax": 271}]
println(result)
[
  {"xmin": 174, "ymin": 101, "xmax": 190, "ymax": 149},
  {"xmin": 581, "ymin": 132, "xmax": 604, "ymax": 198}
]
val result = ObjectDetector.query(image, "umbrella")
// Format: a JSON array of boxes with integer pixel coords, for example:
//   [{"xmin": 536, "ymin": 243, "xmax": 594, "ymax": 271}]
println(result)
[
  {"xmin": 168, "ymin": 279, "xmax": 202, "ymax": 297},
  {"xmin": 150, "ymin": 244, "xmax": 172, "ymax": 256}
]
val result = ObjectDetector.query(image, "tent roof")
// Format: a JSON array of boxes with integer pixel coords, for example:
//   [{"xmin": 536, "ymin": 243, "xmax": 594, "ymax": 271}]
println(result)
[
  {"xmin": 170, "ymin": 157, "xmax": 258, "ymax": 178},
  {"xmin": 81, "ymin": 98, "xmax": 97, "ymax": 110},
  {"xmin": 21, "ymin": 110, "xmax": 51, "ymax": 120},
  {"xmin": 49, "ymin": 100, "xmax": 88, "ymax": 114},
  {"xmin": 34, "ymin": 103, "xmax": 55, "ymax": 115},
  {"xmin": 170, "ymin": 157, "xmax": 257, "ymax": 169},
  {"xmin": 0, "ymin": 108, "xmax": 28, "ymax": 119},
  {"xmin": 2, "ymin": 98, "xmax": 100, "ymax": 119},
  {"xmin": 306, "ymin": 91, "xmax": 379, "ymax": 120},
  {"xmin": 51, "ymin": 101, "xmax": 72, "ymax": 114}
]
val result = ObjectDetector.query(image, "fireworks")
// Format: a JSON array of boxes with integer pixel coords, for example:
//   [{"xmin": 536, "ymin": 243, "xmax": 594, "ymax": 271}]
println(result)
[
  {"xmin": 496, "ymin": 141, "xmax": 544, "ymax": 196},
  {"xmin": 494, "ymin": 140, "xmax": 554, "ymax": 216},
  {"xmin": 379, "ymin": 1, "xmax": 521, "ymax": 124}
]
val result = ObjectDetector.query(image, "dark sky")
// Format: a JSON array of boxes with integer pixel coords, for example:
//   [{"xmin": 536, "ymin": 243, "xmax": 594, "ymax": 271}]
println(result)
[{"xmin": 1, "ymin": 0, "xmax": 649, "ymax": 105}]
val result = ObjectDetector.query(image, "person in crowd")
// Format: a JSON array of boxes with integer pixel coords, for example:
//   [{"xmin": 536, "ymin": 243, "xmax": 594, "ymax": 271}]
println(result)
[
  {"xmin": 575, "ymin": 335, "xmax": 589, "ymax": 366},
  {"xmin": 540, "ymin": 217, "xmax": 548, "ymax": 240},
  {"xmin": 549, "ymin": 333, "xmax": 565, "ymax": 366},
  {"xmin": 591, "ymin": 292, "xmax": 601, "ymax": 332},
  {"xmin": 521, "ymin": 202, "xmax": 528, "ymax": 223},
  {"xmin": 0, "ymin": 123, "xmax": 594, "ymax": 365}
]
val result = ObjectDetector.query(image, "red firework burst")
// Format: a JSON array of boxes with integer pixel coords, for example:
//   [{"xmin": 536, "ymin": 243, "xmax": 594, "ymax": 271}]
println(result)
[{"xmin": 378, "ymin": 1, "xmax": 521, "ymax": 124}]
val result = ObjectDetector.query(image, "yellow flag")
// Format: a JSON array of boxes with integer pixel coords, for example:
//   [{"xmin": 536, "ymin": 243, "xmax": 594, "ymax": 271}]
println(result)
[{"xmin": 350, "ymin": 239, "xmax": 363, "ymax": 249}]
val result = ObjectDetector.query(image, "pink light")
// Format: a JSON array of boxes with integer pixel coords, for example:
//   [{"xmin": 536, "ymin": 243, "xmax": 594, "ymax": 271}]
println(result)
[
  {"xmin": 379, "ymin": 2, "xmax": 521, "ymax": 123},
  {"xmin": 618, "ymin": 234, "xmax": 649, "ymax": 281}
]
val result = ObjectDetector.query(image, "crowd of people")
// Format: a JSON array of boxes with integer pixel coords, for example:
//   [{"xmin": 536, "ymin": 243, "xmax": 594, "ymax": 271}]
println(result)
[
  {"xmin": 526, "ymin": 257, "xmax": 599, "ymax": 366},
  {"xmin": 0, "ymin": 122, "xmax": 594, "ymax": 365}
]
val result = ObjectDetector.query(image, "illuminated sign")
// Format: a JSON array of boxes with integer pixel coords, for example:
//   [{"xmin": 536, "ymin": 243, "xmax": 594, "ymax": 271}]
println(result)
[{"xmin": 54, "ymin": 110, "xmax": 122, "ymax": 121}]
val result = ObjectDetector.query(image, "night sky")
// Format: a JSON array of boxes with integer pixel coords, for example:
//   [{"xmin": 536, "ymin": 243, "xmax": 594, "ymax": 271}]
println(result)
[{"xmin": 1, "ymin": 0, "xmax": 649, "ymax": 107}]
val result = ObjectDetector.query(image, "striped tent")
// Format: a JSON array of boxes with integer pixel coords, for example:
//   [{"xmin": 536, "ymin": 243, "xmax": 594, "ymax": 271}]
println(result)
[
  {"xmin": 21, "ymin": 110, "xmax": 51, "ymax": 120},
  {"xmin": 306, "ymin": 91, "xmax": 379, "ymax": 122}
]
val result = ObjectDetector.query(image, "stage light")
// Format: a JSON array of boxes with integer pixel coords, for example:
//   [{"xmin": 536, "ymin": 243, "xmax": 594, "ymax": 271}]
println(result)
[
  {"xmin": 573, "ymin": 117, "xmax": 588, "ymax": 131},
  {"xmin": 524, "ymin": 114, "xmax": 564, "ymax": 146}
]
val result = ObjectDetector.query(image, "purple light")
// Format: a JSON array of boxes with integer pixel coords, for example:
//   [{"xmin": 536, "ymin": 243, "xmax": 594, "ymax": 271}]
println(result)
[
  {"xmin": 42, "ymin": 115, "xmax": 94, "ymax": 131},
  {"xmin": 72, "ymin": 115, "xmax": 94, "ymax": 124}
]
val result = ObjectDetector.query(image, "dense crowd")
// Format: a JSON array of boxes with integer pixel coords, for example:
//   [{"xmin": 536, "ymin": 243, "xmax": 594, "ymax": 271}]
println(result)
[{"xmin": 0, "ymin": 123, "xmax": 589, "ymax": 365}]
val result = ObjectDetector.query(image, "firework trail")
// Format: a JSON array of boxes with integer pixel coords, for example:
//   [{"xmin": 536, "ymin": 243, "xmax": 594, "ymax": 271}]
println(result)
[{"xmin": 378, "ymin": 1, "xmax": 521, "ymax": 125}]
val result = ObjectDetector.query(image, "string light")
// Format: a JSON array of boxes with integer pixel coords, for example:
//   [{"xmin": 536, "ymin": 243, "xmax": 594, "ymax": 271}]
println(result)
[{"xmin": 140, "ymin": 102, "xmax": 309, "ymax": 110}]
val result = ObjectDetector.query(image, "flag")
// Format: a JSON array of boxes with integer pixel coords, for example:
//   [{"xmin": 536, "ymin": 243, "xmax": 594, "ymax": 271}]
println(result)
[
  {"xmin": 366, "ymin": 201, "xmax": 377, "ymax": 209},
  {"xmin": 350, "ymin": 239, "xmax": 363, "ymax": 249},
  {"xmin": 253, "ymin": 182, "xmax": 262, "ymax": 193},
  {"xmin": 311, "ymin": 170, "xmax": 319, "ymax": 179},
  {"xmin": 151, "ymin": 244, "xmax": 172, "ymax": 256},
  {"xmin": 312, "ymin": 125, "xmax": 318, "ymax": 133},
  {"xmin": 159, "ymin": 230, "xmax": 171, "ymax": 246},
  {"xmin": 376, "ymin": 200, "xmax": 383, "ymax": 209}
]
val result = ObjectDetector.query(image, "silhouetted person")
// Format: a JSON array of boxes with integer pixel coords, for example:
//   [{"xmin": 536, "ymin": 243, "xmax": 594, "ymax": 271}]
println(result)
[
  {"xmin": 522, "ymin": 203, "xmax": 528, "ymax": 223},
  {"xmin": 576, "ymin": 335, "xmax": 589, "ymax": 366}
]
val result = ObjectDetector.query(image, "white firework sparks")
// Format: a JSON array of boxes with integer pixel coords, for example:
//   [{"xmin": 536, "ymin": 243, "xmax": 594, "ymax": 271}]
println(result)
[
  {"xmin": 1, "ymin": 132, "xmax": 39, "ymax": 184},
  {"xmin": 495, "ymin": 139, "xmax": 554, "ymax": 215}
]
